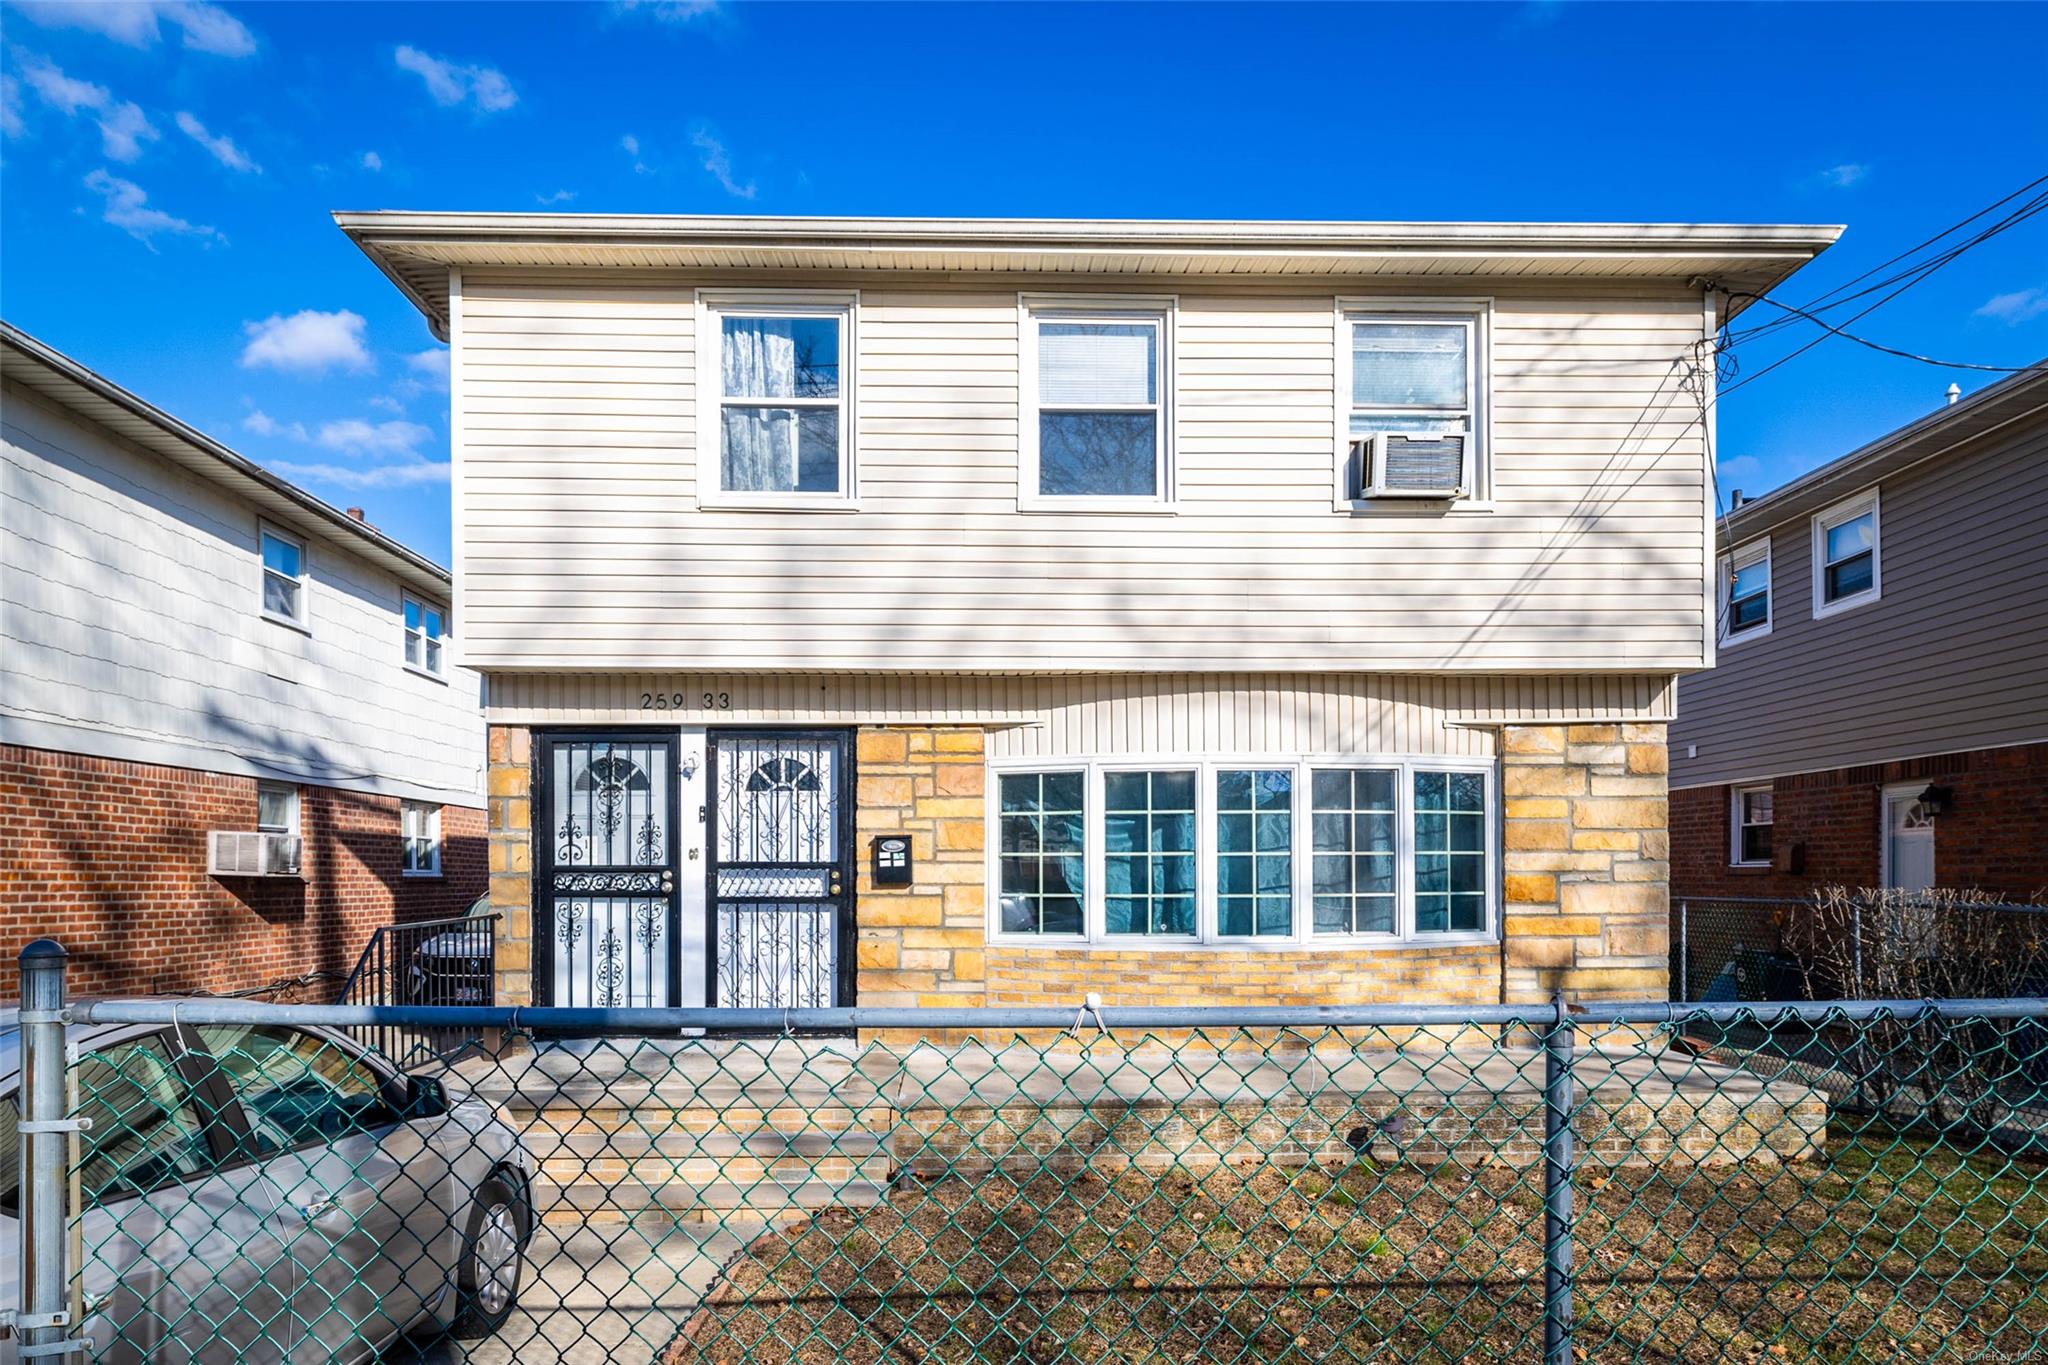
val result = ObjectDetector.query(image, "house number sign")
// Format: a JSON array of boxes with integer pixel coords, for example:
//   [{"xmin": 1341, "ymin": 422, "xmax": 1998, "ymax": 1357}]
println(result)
[{"xmin": 641, "ymin": 691, "xmax": 733, "ymax": 711}]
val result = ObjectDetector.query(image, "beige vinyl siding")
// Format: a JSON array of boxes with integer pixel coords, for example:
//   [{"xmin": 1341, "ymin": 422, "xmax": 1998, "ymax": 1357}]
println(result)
[
  {"xmin": 1671, "ymin": 414, "xmax": 2048, "ymax": 788},
  {"xmin": 486, "ymin": 671, "xmax": 1676, "ymax": 759},
  {"xmin": 456, "ymin": 271, "xmax": 1712, "ymax": 673}
]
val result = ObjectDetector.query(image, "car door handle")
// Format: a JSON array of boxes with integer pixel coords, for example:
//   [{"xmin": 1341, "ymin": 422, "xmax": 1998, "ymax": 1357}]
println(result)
[{"xmin": 297, "ymin": 1198, "xmax": 340, "ymax": 1223}]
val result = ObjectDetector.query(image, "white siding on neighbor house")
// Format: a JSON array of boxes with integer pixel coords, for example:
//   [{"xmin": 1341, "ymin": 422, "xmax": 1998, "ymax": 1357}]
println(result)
[
  {"xmin": 453, "ymin": 271, "xmax": 1713, "ymax": 675},
  {"xmin": 2, "ymin": 382, "xmax": 484, "ymax": 804},
  {"xmin": 485, "ymin": 671, "xmax": 1678, "ymax": 759}
]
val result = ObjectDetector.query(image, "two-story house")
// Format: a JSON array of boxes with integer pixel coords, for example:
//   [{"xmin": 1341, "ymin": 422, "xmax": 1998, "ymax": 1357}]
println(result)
[
  {"xmin": 340, "ymin": 213, "xmax": 1838, "ymax": 1014},
  {"xmin": 1670, "ymin": 362, "xmax": 2048, "ymax": 902},
  {"xmin": 1, "ymin": 322, "xmax": 488, "ymax": 999}
]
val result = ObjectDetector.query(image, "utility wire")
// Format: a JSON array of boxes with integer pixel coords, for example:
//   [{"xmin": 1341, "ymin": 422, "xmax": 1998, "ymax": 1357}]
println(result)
[{"xmin": 1721, "ymin": 293, "xmax": 2041, "ymax": 395}]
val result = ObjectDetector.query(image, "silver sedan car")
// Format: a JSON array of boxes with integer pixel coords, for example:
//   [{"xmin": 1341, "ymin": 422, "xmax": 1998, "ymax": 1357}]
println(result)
[{"xmin": 1, "ymin": 1013, "xmax": 535, "ymax": 1364}]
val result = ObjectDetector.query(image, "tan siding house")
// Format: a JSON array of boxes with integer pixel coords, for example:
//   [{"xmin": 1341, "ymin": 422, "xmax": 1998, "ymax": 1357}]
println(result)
[{"xmin": 343, "ymin": 214, "xmax": 1837, "ymax": 1016}]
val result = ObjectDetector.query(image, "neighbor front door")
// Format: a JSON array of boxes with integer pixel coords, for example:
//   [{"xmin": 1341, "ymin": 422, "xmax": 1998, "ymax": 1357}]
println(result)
[
  {"xmin": 1883, "ymin": 786, "xmax": 1937, "ymax": 892},
  {"xmin": 706, "ymin": 730, "xmax": 854, "ymax": 1010}
]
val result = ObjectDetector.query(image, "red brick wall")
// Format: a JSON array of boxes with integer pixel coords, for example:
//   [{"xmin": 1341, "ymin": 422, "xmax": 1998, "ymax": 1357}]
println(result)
[
  {"xmin": 0, "ymin": 743, "xmax": 486, "ymax": 1001},
  {"xmin": 1672, "ymin": 743, "xmax": 2048, "ymax": 903}
]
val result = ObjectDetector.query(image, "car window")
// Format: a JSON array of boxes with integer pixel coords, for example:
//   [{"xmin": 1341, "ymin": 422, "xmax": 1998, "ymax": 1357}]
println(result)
[
  {"xmin": 0, "ymin": 1035, "xmax": 218, "ymax": 1212},
  {"xmin": 196, "ymin": 1026, "xmax": 397, "ymax": 1155}
]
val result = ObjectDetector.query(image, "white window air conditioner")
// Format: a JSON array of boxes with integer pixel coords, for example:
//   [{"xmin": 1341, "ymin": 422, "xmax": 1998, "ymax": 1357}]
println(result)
[
  {"xmin": 1358, "ymin": 432, "xmax": 1468, "ymax": 500},
  {"xmin": 208, "ymin": 831, "xmax": 303, "ymax": 878}
]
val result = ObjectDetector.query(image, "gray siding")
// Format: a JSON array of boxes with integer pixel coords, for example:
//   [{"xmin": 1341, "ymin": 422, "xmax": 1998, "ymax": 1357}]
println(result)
[{"xmin": 1670, "ymin": 412, "xmax": 2048, "ymax": 788}]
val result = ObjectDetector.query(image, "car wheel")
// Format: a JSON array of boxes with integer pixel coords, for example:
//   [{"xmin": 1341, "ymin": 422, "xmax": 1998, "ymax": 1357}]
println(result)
[{"xmin": 450, "ymin": 1174, "xmax": 528, "ymax": 1338}]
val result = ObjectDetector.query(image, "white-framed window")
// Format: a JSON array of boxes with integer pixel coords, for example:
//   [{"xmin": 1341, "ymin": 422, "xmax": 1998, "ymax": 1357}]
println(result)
[
  {"xmin": 1811, "ymin": 489, "xmax": 1880, "ymax": 618},
  {"xmin": 403, "ymin": 595, "xmax": 447, "ymax": 677},
  {"xmin": 1731, "ymin": 783, "xmax": 1773, "ymax": 867},
  {"xmin": 1337, "ymin": 299, "xmax": 1492, "ymax": 509},
  {"xmin": 1019, "ymin": 296, "xmax": 1175, "ymax": 510},
  {"xmin": 401, "ymin": 801, "xmax": 442, "ymax": 876},
  {"xmin": 988, "ymin": 754, "xmax": 1497, "ymax": 948},
  {"xmin": 259, "ymin": 524, "xmax": 307, "ymax": 628},
  {"xmin": 1720, "ymin": 538, "xmax": 1772, "ymax": 644},
  {"xmin": 257, "ymin": 781, "xmax": 299, "ymax": 835},
  {"xmin": 696, "ymin": 290, "xmax": 857, "ymax": 509}
]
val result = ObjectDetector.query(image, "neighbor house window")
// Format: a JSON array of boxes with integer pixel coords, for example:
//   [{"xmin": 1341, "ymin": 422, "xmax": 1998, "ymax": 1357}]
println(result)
[
  {"xmin": 1341, "ymin": 303, "xmax": 1489, "ymax": 505},
  {"xmin": 996, "ymin": 771, "xmax": 1085, "ymax": 935},
  {"xmin": 403, "ymin": 595, "xmax": 446, "ymax": 676},
  {"xmin": 402, "ymin": 801, "xmax": 441, "ymax": 876},
  {"xmin": 1722, "ymin": 540, "xmax": 1772, "ymax": 642},
  {"xmin": 1102, "ymin": 769, "xmax": 1197, "ymax": 936},
  {"xmin": 700, "ymin": 294, "xmax": 855, "ymax": 505},
  {"xmin": 259, "ymin": 526, "xmax": 306, "ymax": 626},
  {"xmin": 1023, "ymin": 300, "xmax": 1172, "ymax": 506},
  {"xmin": 989, "ymin": 756, "xmax": 1494, "ymax": 946},
  {"xmin": 1732, "ymin": 784, "xmax": 1773, "ymax": 867},
  {"xmin": 257, "ymin": 781, "xmax": 299, "ymax": 834},
  {"xmin": 1812, "ymin": 490, "xmax": 1880, "ymax": 617},
  {"xmin": 1216, "ymin": 769, "xmax": 1294, "ymax": 937}
]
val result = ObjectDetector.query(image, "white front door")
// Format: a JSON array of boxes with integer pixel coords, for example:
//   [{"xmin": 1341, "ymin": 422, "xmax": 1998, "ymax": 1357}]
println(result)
[{"xmin": 1882, "ymin": 786, "xmax": 1937, "ymax": 891}]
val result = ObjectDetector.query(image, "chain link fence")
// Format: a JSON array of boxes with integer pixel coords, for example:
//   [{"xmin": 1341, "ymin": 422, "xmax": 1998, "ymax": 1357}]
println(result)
[{"xmin": 5, "ymin": 940, "xmax": 2046, "ymax": 1364}]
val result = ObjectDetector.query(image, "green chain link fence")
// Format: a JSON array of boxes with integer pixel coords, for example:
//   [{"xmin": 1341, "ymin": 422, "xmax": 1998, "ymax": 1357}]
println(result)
[{"xmin": 6, "ymin": 941, "xmax": 2046, "ymax": 1363}]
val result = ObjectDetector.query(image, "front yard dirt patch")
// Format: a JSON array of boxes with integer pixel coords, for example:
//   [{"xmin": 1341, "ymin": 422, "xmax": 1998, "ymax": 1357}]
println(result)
[{"xmin": 666, "ymin": 1127, "xmax": 2046, "ymax": 1363}]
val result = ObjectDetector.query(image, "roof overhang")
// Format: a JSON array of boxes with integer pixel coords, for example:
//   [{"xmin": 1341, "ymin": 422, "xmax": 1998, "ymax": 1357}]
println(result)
[
  {"xmin": 335, "ymin": 212, "xmax": 1844, "ymax": 340},
  {"xmin": 1718, "ymin": 361, "xmax": 2048, "ymax": 547},
  {"xmin": 1, "ymin": 321, "xmax": 451, "ymax": 597}
]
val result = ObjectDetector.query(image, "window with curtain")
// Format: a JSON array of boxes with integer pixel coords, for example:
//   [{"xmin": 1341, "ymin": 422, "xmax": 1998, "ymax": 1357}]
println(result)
[
  {"xmin": 713, "ymin": 306, "xmax": 849, "ymax": 497},
  {"xmin": 1103, "ymin": 769, "xmax": 1196, "ymax": 935},
  {"xmin": 1029, "ymin": 309, "xmax": 1168, "ymax": 501}
]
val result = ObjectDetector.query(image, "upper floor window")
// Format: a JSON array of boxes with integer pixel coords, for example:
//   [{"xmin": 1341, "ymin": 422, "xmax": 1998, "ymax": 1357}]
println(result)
[
  {"xmin": 257, "ymin": 781, "xmax": 299, "ymax": 834},
  {"xmin": 1720, "ymin": 539, "xmax": 1772, "ymax": 644},
  {"xmin": 403, "ymin": 595, "xmax": 446, "ymax": 677},
  {"xmin": 1341, "ymin": 302, "xmax": 1490, "ymax": 507},
  {"xmin": 1021, "ymin": 299, "xmax": 1173, "ymax": 509},
  {"xmin": 699, "ymin": 292, "xmax": 856, "ymax": 508},
  {"xmin": 1812, "ymin": 490, "xmax": 1880, "ymax": 618},
  {"xmin": 1731, "ymin": 783, "xmax": 1773, "ymax": 867},
  {"xmin": 401, "ymin": 800, "xmax": 442, "ymax": 876},
  {"xmin": 259, "ymin": 525, "xmax": 306, "ymax": 627}
]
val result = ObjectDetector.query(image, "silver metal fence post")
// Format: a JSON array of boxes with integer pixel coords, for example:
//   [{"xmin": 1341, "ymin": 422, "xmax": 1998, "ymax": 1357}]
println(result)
[
  {"xmin": 16, "ymin": 939, "xmax": 74, "ymax": 1361},
  {"xmin": 1852, "ymin": 904, "xmax": 1864, "ymax": 994},
  {"xmin": 1678, "ymin": 900, "xmax": 1690, "ymax": 1003},
  {"xmin": 1542, "ymin": 988, "xmax": 1576, "ymax": 1365}
]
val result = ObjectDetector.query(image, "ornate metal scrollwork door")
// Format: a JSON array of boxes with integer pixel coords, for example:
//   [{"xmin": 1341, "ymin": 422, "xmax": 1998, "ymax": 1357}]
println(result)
[
  {"xmin": 707, "ymin": 730, "xmax": 854, "ymax": 1011},
  {"xmin": 536, "ymin": 732, "xmax": 679, "ymax": 1007}
]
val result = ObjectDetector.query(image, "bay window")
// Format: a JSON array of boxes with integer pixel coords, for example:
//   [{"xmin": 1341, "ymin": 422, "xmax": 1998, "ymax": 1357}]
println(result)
[{"xmin": 989, "ymin": 755, "xmax": 1495, "ymax": 945}]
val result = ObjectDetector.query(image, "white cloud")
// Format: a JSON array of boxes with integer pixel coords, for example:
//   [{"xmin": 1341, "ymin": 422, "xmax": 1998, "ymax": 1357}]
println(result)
[
  {"xmin": 84, "ymin": 168, "xmax": 217, "ymax": 245},
  {"xmin": 1975, "ymin": 287, "xmax": 2048, "ymax": 326},
  {"xmin": 536, "ymin": 187, "xmax": 575, "ymax": 205},
  {"xmin": 242, "ymin": 409, "xmax": 307, "ymax": 441},
  {"xmin": 175, "ymin": 110, "xmax": 258, "ymax": 172},
  {"xmin": 621, "ymin": 132, "xmax": 650, "ymax": 174},
  {"xmin": 315, "ymin": 418, "xmax": 432, "ymax": 457},
  {"xmin": 240, "ymin": 309, "xmax": 372, "ymax": 374},
  {"xmin": 1818, "ymin": 163, "xmax": 1869, "ymax": 189},
  {"xmin": 1717, "ymin": 455, "xmax": 1763, "ymax": 487},
  {"xmin": 269, "ymin": 459, "xmax": 450, "ymax": 489},
  {"xmin": 394, "ymin": 44, "xmax": 516, "ymax": 113},
  {"xmin": 406, "ymin": 348, "xmax": 451, "ymax": 389},
  {"xmin": 360, "ymin": 149, "xmax": 382, "ymax": 171},
  {"xmin": 691, "ymin": 126, "xmax": 754, "ymax": 199},
  {"xmin": 19, "ymin": 58, "xmax": 157, "ymax": 161},
  {"xmin": 614, "ymin": 0, "xmax": 720, "ymax": 20},
  {"xmin": 367, "ymin": 394, "xmax": 406, "ymax": 414},
  {"xmin": 0, "ymin": 74, "xmax": 22, "ymax": 138},
  {"xmin": 6, "ymin": 2, "xmax": 256, "ymax": 56}
]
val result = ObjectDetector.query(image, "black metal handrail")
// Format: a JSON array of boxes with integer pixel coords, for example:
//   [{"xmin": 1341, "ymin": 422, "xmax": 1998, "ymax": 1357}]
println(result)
[{"xmin": 337, "ymin": 912, "xmax": 499, "ymax": 1067}]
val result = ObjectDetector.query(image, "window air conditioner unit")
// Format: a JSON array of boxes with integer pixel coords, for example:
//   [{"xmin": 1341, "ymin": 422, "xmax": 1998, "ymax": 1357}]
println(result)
[
  {"xmin": 1358, "ymin": 432, "xmax": 1468, "ymax": 500},
  {"xmin": 209, "ymin": 831, "xmax": 303, "ymax": 878}
]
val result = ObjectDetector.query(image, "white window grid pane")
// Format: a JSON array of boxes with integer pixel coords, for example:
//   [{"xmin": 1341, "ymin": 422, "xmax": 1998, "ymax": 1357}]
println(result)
[
  {"xmin": 1309, "ymin": 769, "xmax": 1398, "ymax": 936},
  {"xmin": 1102, "ymin": 770, "xmax": 1197, "ymax": 936},
  {"xmin": 1413, "ymin": 770, "xmax": 1488, "ymax": 935},
  {"xmin": 1216, "ymin": 769, "xmax": 1293, "ymax": 937},
  {"xmin": 996, "ymin": 772, "xmax": 1085, "ymax": 935}
]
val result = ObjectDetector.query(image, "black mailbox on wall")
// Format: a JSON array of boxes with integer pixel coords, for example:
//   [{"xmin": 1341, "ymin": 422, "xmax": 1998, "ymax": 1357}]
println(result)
[{"xmin": 870, "ymin": 835, "xmax": 913, "ymax": 887}]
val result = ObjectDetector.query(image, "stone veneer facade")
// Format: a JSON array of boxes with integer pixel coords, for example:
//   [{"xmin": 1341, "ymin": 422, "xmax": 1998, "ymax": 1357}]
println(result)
[{"xmin": 486, "ymin": 719, "xmax": 1670, "ymax": 1012}]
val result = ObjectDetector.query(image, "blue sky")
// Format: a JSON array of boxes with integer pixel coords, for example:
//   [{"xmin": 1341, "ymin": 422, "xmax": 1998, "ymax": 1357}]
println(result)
[{"xmin": 3, "ymin": 0, "xmax": 2044, "ymax": 566}]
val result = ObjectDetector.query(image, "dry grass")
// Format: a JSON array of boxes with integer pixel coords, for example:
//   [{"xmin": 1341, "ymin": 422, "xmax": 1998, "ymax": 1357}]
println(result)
[{"xmin": 667, "ymin": 1127, "xmax": 2047, "ymax": 1364}]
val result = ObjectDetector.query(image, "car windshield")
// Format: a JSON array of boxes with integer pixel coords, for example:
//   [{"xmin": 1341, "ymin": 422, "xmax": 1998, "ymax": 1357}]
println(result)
[
  {"xmin": 3, "ymin": 1034, "xmax": 216, "ymax": 1212},
  {"xmin": 196, "ymin": 1026, "xmax": 397, "ymax": 1154}
]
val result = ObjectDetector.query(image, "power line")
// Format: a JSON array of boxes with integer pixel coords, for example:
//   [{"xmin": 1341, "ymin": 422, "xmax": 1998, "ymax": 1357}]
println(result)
[{"xmin": 1720, "ymin": 293, "xmax": 2041, "ymax": 393}]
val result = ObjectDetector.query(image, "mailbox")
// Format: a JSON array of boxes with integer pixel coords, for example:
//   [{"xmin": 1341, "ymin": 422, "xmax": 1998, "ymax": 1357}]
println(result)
[{"xmin": 870, "ymin": 834, "xmax": 912, "ymax": 887}]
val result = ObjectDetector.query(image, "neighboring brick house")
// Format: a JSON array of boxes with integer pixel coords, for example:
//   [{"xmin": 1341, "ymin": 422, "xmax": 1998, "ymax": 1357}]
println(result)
[
  {"xmin": 1670, "ymin": 363, "xmax": 2048, "ymax": 905},
  {"xmin": 343, "ymin": 212, "xmax": 1840, "ymax": 1016},
  {"xmin": 1, "ymin": 323, "xmax": 487, "ymax": 999}
]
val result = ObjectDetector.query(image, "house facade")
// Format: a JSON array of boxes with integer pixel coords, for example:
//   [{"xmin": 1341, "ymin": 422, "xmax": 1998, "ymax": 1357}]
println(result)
[
  {"xmin": 1670, "ymin": 363, "xmax": 2048, "ymax": 903},
  {"xmin": 341, "ymin": 214, "xmax": 1839, "ymax": 1013},
  {"xmin": 1, "ymin": 323, "xmax": 488, "ymax": 999}
]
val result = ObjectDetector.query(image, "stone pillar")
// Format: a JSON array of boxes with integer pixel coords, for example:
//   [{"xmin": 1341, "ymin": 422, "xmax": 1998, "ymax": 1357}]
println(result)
[
  {"xmin": 485, "ymin": 724, "xmax": 534, "ymax": 1006},
  {"xmin": 1501, "ymin": 722, "xmax": 1670, "ymax": 1003},
  {"xmin": 851, "ymin": 726, "xmax": 989, "ymax": 1011}
]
